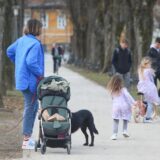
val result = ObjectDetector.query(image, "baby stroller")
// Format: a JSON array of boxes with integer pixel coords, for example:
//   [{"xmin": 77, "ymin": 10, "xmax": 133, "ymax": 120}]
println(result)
[{"xmin": 35, "ymin": 75, "xmax": 72, "ymax": 154}]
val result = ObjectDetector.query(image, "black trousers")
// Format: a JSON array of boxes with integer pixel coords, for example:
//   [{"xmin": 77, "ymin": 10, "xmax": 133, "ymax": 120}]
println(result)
[
  {"xmin": 53, "ymin": 58, "xmax": 58, "ymax": 73},
  {"xmin": 154, "ymin": 74, "xmax": 160, "ymax": 96}
]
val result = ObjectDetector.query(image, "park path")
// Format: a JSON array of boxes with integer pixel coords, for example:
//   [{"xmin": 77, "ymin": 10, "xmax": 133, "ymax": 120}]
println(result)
[{"xmin": 14, "ymin": 54, "xmax": 160, "ymax": 160}]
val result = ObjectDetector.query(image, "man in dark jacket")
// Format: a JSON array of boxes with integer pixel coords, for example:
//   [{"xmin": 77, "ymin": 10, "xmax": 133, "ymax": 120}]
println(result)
[
  {"xmin": 148, "ymin": 37, "xmax": 160, "ymax": 86},
  {"xmin": 51, "ymin": 44, "xmax": 63, "ymax": 73},
  {"xmin": 57, "ymin": 45, "xmax": 64, "ymax": 67},
  {"xmin": 112, "ymin": 39, "xmax": 132, "ymax": 89}
]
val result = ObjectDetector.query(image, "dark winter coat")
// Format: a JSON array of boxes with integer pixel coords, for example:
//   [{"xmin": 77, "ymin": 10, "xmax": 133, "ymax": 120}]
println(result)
[
  {"xmin": 148, "ymin": 47, "xmax": 160, "ymax": 77},
  {"xmin": 51, "ymin": 46, "xmax": 63, "ymax": 59},
  {"xmin": 112, "ymin": 46, "xmax": 132, "ymax": 74}
]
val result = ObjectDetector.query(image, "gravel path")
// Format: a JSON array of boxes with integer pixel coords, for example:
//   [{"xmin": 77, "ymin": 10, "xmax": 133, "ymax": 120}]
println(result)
[{"xmin": 13, "ymin": 54, "xmax": 160, "ymax": 160}]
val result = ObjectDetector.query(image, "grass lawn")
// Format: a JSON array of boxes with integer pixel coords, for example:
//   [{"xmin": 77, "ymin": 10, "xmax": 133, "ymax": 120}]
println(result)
[
  {"xmin": 66, "ymin": 65, "xmax": 110, "ymax": 86},
  {"xmin": 3, "ymin": 90, "xmax": 23, "ymax": 111},
  {"xmin": 66, "ymin": 64, "xmax": 139, "ymax": 99},
  {"xmin": 7, "ymin": 90, "xmax": 22, "ymax": 97}
]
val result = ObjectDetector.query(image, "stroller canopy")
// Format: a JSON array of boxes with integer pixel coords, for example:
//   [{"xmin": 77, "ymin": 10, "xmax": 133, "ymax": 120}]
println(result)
[{"xmin": 37, "ymin": 75, "xmax": 70, "ymax": 101}]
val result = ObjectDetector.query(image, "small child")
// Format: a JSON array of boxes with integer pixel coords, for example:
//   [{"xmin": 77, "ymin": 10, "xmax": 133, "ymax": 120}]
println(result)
[
  {"xmin": 137, "ymin": 56, "xmax": 160, "ymax": 122},
  {"xmin": 107, "ymin": 74, "xmax": 136, "ymax": 140}
]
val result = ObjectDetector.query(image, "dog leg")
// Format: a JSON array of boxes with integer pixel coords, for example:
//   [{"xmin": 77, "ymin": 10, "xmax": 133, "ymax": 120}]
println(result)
[
  {"xmin": 88, "ymin": 127, "xmax": 94, "ymax": 146},
  {"xmin": 81, "ymin": 126, "xmax": 89, "ymax": 146}
]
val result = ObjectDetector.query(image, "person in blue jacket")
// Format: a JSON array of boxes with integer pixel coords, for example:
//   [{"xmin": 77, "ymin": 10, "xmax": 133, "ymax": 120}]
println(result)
[{"xmin": 6, "ymin": 19, "xmax": 44, "ymax": 149}]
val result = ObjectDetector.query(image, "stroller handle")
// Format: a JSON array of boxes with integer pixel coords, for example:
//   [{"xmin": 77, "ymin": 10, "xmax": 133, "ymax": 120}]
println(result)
[{"xmin": 39, "ymin": 106, "xmax": 72, "ymax": 119}]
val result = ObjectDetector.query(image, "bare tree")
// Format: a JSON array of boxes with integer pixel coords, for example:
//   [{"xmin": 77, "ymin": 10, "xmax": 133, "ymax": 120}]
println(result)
[
  {"xmin": 67, "ymin": 0, "xmax": 156, "ymax": 74},
  {"xmin": 0, "ymin": 0, "xmax": 16, "ymax": 107},
  {"xmin": 18, "ymin": 0, "xmax": 24, "ymax": 37},
  {"xmin": 0, "ymin": 0, "xmax": 5, "ymax": 107},
  {"xmin": 3, "ymin": 0, "xmax": 17, "ymax": 94}
]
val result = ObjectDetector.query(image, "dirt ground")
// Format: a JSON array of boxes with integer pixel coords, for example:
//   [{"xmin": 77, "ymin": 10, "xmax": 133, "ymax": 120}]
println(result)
[{"xmin": 0, "ymin": 96, "xmax": 23, "ymax": 159}]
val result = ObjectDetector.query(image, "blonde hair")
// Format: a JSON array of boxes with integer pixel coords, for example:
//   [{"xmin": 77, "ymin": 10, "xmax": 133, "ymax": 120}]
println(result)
[
  {"xmin": 138, "ymin": 56, "xmax": 153, "ymax": 79},
  {"xmin": 107, "ymin": 74, "xmax": 123, "ymax": 95}
]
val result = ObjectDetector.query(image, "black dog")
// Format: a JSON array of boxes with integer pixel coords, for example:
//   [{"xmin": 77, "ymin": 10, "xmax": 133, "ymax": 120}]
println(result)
[{"xmin": 71, "ymin": 109, "xmax": 98, "ymax": 146}]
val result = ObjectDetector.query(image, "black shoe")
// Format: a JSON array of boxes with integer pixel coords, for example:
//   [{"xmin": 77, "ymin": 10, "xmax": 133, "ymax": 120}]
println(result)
[{"xmin": 158, "ymin": 89, "xmax": 160, "ymax": 97}]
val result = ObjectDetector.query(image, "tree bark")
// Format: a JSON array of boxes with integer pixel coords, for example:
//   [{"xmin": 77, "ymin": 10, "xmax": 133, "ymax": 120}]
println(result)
[
  {"xmin": 67, "ymin": 0, "xmax": 156, "ymax": 74},
  {"xmin": 18, "ymin": 0, "xmax": 24, "ymax": 37},
  {"xmin": 2, "ymin": 0, "xmax": 14, "ymax": 94},
  {"xmin": 0, "ymin": 0, "xmax": 15, "ymax": 107},
  {"xmin": 0, "ymin": 0, "xmax": 5, "ymax": 107}
]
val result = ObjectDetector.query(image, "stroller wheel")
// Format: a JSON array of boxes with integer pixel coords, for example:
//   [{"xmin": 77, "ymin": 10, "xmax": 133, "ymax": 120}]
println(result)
[
  {"xmin": 41, "ymin": 142, "xmax": 46, "ymax": 155},
  {"xmin": 35, "ymin": 141, "xmax": 41, "ymax": 152},
  {"xmin": 67, "ymin": 143, "xmax": 71, "ymax": 155},
  {"xmin": 35, "ymin": 141, "xmax": 38, "ymax": 152}
]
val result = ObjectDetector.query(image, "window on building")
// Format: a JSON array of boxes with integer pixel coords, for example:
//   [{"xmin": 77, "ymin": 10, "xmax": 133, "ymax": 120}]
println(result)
[
  {"xmin": 41, "ymin": 13, "xmax": 48, "ymax": 29},
  {"xmin": 57, "ymin": 14, "xmax": 66, "ymax": 30}
]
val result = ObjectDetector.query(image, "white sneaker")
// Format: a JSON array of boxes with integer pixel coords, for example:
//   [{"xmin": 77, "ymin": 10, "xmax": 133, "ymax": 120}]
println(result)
[
  {"xmin": 110, "ymin": 134, "xmax": 117, "ymax": 140},
  {"xmin": 22, "ymin": 138, "xmax": 35, "ymax": 150},
  {"xmin": 122, "ymin": 131, "xmax": 130, "ymax": 138},
  {"xmin": 143, "ymin": 118, "xmax": 152, "ymax": 123}
]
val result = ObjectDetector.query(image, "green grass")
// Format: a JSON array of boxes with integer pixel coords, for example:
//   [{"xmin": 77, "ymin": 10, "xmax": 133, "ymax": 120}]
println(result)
[
  {"xmin": 66, "ymin": 64, "xmax": 138, "ymax": 99},
  {"xmin": 66, "ymin": 65, "xmax": 110, "ymax": 86},
  {"xmin": 6, "ymin": 90, "xmax": 22, "ymax": 97}
]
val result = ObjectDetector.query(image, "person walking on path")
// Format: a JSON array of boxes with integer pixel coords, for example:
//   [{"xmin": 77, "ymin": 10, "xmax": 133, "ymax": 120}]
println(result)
[
  {"xmin": 6, "ymin": 19, "xmax": 44, "ymax": 149},
  {"xmin": 51, "ymin": 43, "xmax": 62, "ymax": 73},
  {"xmin": 137, "ymin": 57, "xmax": 160, "ymax": 123},
  {"xmin": 57, "ymin": 45, "xmax": 64, "ymax": 67},
  {"xmin": 148, "ymin": 37, "xmax": 160, "ymax": 87},
  {"xmin": 112, "ymin": 39, "xmax": 132, "ymax": 90},
  {"xmin": 107, "ymin": 74, "xmax": 136, "ymax": 140}
]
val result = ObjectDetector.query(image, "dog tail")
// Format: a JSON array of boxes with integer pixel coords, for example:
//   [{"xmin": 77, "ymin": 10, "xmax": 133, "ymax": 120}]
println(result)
[{"xmin": 93, "ymin": 124, "xmax": 99, "ymax": 134}]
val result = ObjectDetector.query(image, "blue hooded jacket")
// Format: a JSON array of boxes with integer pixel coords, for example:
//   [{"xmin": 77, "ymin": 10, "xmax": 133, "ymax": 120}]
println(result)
[{"xmin": 6, "ymin": 34, "xmax": 44, "ymax": 93}]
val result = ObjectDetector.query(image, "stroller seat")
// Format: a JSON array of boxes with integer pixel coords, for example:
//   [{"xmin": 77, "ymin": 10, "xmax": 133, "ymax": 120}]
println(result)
[{"xmin": 41, "ymin": 95, "xmax": 70, "ymax": 136}]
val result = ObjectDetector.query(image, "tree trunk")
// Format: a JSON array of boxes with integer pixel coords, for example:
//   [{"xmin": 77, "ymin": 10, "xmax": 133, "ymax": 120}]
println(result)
[
  {"xmin": 126, "ymin": 0, "xmax": 156, "ymax": 75},
  {"xmin": 67, "ymin": 0, "xmax": 156, "ymax": 74},
  {"xmin": 0, "ymin": 0, "xmax": 5, "ymax": 107},
  {"xmin": 0, "ymin": 0, "xmax": 15, "ymax": 107},
  {"xmin": 18, "ymin": 0, "xmax": 24, "ymax": 37},
  {"xmin": 2, "ymin": 0, "xmax": 14, "ymax": 94}
]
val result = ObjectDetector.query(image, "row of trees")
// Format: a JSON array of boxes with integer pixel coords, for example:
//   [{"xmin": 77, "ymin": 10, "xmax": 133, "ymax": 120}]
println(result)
[
  {"xmin": 0, "ymin": 0, "xmax": 158, "ymax": 106},
  {"xmin": 0, "ymin": 0, "xmax": 24, "ymax": 107},
  {"xmin": 67, "ymin": 0, "xmax": 157, "ymax": 74}
]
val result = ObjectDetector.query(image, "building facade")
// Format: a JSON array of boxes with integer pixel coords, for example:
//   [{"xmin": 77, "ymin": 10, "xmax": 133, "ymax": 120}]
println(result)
[{"xmin": 25, "ymin": 0, "xmax": 73, "ymax": 51}]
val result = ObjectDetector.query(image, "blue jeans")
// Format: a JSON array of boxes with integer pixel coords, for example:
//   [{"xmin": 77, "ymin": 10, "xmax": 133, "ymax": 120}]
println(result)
[
  {"xmin": 112, "ymin": 67, "xmax": 131, "ymax": 90},
  {"xmin": 22, "ymin": 89, "xmax": 38, "ymax": 136},
  {"xmin": 145, "ymin": 102, "xmax": 153, "ymax": 119},
  {"xmin": 118, "ymin": 72, "xmax": 131, "ymax": 90}
]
